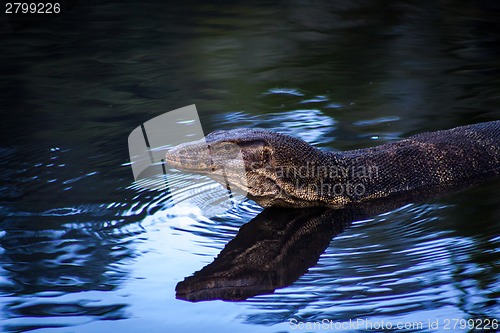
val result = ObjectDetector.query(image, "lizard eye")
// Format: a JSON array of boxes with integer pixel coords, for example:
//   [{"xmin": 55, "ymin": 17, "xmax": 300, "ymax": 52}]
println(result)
[{"xmin": 212, "ymin": 142, "xmax": 240, "ymax": 156}]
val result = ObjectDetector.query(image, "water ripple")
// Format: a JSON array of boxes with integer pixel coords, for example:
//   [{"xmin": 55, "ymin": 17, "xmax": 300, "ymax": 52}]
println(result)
[{"xmin": 214, "ymin": 108, "xmax": 336, "ymax": 146}]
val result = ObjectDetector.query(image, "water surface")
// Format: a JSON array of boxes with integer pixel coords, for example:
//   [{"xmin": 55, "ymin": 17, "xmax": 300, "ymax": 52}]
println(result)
[{"xmin": 1, "ymin": 1, "xmax": 499, "ymax": 332}]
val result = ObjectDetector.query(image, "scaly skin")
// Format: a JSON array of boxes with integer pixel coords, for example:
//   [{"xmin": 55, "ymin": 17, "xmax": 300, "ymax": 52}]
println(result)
[{"xmin": 165, "ymin": 121, "xmax": 500, "ymax": 208}]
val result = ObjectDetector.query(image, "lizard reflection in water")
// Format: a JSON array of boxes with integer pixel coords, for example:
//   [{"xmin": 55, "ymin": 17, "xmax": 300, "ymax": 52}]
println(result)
[
  {"xmin": 175, "ymin": 186, "xmax": 482, "ymax": 302},
  {"xmin": 176, "ymin": 206, "xmax": 347, "ymax": 302}
]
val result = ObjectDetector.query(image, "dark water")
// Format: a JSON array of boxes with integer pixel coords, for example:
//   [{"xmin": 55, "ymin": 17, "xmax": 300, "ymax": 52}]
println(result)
[{"xmin": 1, "ymin": 1, "xmax": 499, "ymax": 332}]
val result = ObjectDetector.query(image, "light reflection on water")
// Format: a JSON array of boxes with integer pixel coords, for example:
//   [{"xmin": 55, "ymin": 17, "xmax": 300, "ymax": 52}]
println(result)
[
  {"xmin": 1, "ymin": 0, "xmax": 499, "ymax": 332},
  {"xmin": 215, "ymin": 107, "xmax": 337, "ymax": 147},
  {"xmin": 2, "ymin": 135, "xmax": 498, "ymax": 332}
]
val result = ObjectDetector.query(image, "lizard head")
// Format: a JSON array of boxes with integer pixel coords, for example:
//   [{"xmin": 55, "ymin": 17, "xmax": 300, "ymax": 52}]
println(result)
[{"xmin": 165, "ymin": 128, "xmax": 324, "ymax": 207}]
